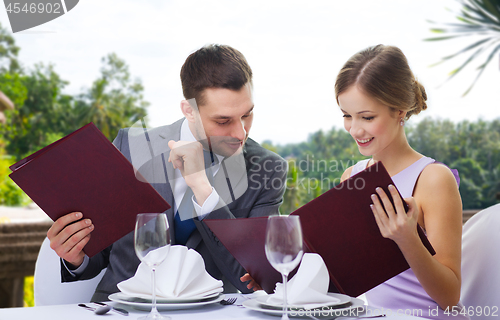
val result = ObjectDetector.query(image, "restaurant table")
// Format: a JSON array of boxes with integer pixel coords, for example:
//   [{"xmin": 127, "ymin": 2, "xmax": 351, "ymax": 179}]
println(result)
[{"xmin": 0, "ymin": 293, "xmax": 432, "ymax": 320}]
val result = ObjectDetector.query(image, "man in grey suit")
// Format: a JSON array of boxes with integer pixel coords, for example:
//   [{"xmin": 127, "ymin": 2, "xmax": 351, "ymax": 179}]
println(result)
[{"xmin": 47, "ymin": 44, "xmax": 287, "ymax": 302}]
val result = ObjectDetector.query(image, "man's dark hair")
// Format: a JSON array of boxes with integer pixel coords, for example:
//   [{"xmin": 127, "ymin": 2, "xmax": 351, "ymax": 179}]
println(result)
[{"xmin": 180, "ymin": 44, "xmax": 253, "ymax": 107}]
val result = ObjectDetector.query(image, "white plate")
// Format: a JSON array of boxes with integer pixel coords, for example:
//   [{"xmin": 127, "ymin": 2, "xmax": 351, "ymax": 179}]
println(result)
[
  {"xmin": 243, "ymin": 297, "xmax": 365, "ymax": 318},
  {"xmin": 115, "ymin": 289, "xmax": 222, "ymax": 303},
  {"xmin": 109, "ymin": 293, "xmax": 224, "ymax": 310},
  {"xmin": 256, "ymin": 293, "xmax": 351, "ymax": 309}
]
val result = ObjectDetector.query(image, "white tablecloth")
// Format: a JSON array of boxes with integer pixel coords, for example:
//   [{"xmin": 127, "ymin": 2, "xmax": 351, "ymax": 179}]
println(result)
[{"xmin": 0, "ymin": 293, "xmax": 431, "ymax": 320}]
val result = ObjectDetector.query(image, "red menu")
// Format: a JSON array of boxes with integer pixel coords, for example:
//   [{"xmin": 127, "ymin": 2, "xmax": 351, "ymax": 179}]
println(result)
[
  {"xmin": 205, "ymin": 161, "xmax": 434, "ymax": 297},
  {"xmin": 9, "ymin": 123, "xmax": 171, "ymax": 257}
]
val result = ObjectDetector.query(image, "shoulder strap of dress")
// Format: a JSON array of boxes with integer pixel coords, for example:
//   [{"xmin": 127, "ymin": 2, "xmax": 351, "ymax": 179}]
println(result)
[
  {"xmin": 392, "ymin": 157, "xmax": 436, "ymax": 198},
  {"xmin": 350, "ymin": 159, "xmax": 371, "ymax": 177}
]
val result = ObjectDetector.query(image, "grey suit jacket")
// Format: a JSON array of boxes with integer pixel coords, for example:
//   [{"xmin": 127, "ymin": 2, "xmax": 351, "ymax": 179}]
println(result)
[{"xmin": 61, "ymin": 119, "xmax": 287, "ymax": 302}]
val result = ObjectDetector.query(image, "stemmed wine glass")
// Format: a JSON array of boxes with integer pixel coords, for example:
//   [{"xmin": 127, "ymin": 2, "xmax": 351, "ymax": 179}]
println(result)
[
  {"xmin": 134, "ymin": 213, "xmax": 171, "ymax": 320},
  {"xmin": 265, "ymin": 215, "xmax": 304, "ymax": 320}
]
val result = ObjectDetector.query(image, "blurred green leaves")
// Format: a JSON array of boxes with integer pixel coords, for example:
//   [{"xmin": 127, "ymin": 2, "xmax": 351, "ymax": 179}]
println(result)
[{"xmin": 74, "ymin": 53, "xmax": 149, "ymax": 141}]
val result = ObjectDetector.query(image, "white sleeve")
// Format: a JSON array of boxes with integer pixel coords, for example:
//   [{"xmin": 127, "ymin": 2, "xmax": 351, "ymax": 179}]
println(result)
[
  {"xmin": 61, "ymin": 255, "xmax": 89, "ymax": 276},
  {"xmin": 192, "ymin": 187, "xmax": 220, "ymax": 220}
]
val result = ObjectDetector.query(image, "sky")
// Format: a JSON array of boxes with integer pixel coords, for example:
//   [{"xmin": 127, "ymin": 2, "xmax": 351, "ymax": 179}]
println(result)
[{"xmin": 1, "ymin": 0, "xmax": 499, "ymax": 145}]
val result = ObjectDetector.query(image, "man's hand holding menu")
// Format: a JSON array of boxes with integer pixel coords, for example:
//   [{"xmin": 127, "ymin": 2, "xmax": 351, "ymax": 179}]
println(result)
[
  {"xmin": 47, "ymin": 211, "xmax": 93, "ymax": 269},
  {"xmin": 9, "ymin": 123, "xmax": 171, "ymax": 263}
]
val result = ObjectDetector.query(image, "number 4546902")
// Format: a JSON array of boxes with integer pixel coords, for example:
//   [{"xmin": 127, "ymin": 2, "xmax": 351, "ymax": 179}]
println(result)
[
  {"xmin": 445, "ymin": 306, "xmax": 498, "ymax": 317},
  {"xmin": 6, "ymin": 2, "xmax": 62, "ymax": 14}
]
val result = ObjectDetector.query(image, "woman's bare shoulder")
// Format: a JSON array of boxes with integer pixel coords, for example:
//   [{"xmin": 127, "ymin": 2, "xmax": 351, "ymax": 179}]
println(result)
[
  {"xmin": 341, "ymin": 165, "xmax": 355, "ymax": 182},
  {"xmin": 414, "ymin": 162, "xmax": 462, "ymax": 222},
  {"xmin": 418, "ymin": 162, "xmax": 459, "ymax": 190}
]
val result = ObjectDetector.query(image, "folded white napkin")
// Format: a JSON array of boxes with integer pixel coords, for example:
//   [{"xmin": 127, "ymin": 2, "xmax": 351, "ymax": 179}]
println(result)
[
  {"xmin": 268, "ymin": 253, "xmax": 340, "ymax": 309},
  {"xmin": 118, "ymin": 245, "xmax": 223, "ymax": 299}
]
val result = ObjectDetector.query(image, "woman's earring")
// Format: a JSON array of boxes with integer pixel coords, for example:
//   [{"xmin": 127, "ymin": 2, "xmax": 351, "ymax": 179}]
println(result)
[{"xmin": 400, "ymin": 118, "xmax": 405, "ymax": 126}]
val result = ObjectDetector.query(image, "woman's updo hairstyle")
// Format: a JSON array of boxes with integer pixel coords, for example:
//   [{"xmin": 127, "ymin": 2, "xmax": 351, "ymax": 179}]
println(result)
[{"xmin": 335, "ymin": 44, "xmax": 427, "ymax": 120}]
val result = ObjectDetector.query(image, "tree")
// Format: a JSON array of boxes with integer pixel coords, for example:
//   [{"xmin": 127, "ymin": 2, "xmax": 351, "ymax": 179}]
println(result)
[
  {"xmin": 451, "ymin": 158, "xmax": 487, "ymax": 208},
  {"xmin": 0, "ymin": 141, "xmax": 30, "ymax": 206},
  {"xmin": 426, "ymin": 0, "xmax": 500, "ymax": 95},
  {"xmin": 406, "ymin": 118, "xmax": 457, "ymax": 164},
  {"xmin": 281, "ymin": 159, "xmax": 301, "ymax": 214},
  {"xmin": 0, "ymin": 22, "xmax": 21, "ymax": 73},
  {"xmin": 75, "ymin": 53, "xmax": 149, "ymax": 140},
  {"xmin": 1, "ymin": 64, "xmax": 73, "ymax": 159}
]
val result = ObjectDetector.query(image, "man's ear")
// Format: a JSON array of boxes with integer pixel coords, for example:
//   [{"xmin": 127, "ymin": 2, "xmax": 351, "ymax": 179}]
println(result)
[{"xmin": 181, "ymin": 99, "xmax": 198, "ymax": 122}]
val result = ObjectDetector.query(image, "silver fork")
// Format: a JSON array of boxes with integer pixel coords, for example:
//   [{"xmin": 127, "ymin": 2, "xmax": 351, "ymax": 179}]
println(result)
[{"xmin": 220, "ymin": 297, "xmax": 237, "ymax": 305}]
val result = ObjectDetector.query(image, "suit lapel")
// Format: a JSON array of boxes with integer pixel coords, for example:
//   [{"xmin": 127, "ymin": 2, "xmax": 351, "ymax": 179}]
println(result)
[{"xmin": 147, "ymin": 119, "xmax": 183, "ymax": 244}]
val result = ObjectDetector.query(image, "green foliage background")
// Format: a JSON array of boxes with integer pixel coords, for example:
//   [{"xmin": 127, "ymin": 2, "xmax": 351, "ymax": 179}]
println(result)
[{"xmin": 0, "ymin": 144, "xmax": 30, "ymax": 206}]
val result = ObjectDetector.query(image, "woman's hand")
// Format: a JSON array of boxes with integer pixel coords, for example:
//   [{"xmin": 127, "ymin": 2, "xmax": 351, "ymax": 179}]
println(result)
[
  {"xmin": 370, "ymin": 185, "xmax": 419, "ymax": 246},
  {"xmin": 240, "ymin": 273, "xmax": 263, "ymax": 291}
]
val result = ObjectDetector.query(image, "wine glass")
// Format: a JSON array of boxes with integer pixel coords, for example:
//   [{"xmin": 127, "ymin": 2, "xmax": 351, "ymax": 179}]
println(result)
[
  {"xmin": 265, "ymin": 215, "xmax": 304, "ymax": 320},
  {"xmin": 134, "ymin": 213, "xmax": 171, "ymax": 320}
]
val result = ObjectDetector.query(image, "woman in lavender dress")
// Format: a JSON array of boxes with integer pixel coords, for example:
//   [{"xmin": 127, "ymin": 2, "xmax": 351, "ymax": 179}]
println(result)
[{"xmin": 336, "ymin": 45, "xmax": 469, "ymax": 320}]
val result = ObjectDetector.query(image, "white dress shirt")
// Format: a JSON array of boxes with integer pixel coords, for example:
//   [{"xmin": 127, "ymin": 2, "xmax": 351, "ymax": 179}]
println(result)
[{"xmin": 173, "ymin": 118, "xmax": 222, "ymax": 219}]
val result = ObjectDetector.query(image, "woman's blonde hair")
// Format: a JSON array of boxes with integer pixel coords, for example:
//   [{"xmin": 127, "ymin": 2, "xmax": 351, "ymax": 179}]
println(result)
[{"xmin": 335, "ymin": 45, "xmax": 427, "ymax": 120}]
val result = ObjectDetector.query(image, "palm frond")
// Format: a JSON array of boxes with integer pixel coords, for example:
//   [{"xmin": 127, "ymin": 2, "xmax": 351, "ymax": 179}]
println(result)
[
  {"xmin": 470, "ymin": 0, "xmax": 500, "ymax": 22},
  {"xmin": 463, "ymin": 42, "xmax": 500, "ymax": 95},
  {"xmin": 429, "ymin": 37, "xmax": 492, "ymax": 67},
  {"xmin": 446, "ymin": 43, "xmax": 490, "ymax": 80},
  {"xmin": 459, "ymin": 11, "xmax": 500, "ymax": 30},
  {"xmin": 480, "ymin": 0, "xmax": 500, "ymax": 20},
  {"xmin": 425, "ymin": 35, "xmax": 471, "ymax": 41},
  {"xmin": 427, "ymin": 0, "xmax": 500, "ymax": 95},
  {"xmin": 464, "ymin": 1, "xmax": 499, "ymax": 22}
]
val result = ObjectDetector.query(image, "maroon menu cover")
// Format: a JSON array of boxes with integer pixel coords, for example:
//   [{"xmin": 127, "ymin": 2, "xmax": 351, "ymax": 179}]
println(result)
[
  {"xmin": 205, "ymin": 161, "xmax": 435, "ymax": 297},
  {"xmin": 205, "ymin": 217, "xmax": 306, "ymax": 294},
  {"xmin": 9, "ymin": 123, "xmax": 171, "ymax": 257}
]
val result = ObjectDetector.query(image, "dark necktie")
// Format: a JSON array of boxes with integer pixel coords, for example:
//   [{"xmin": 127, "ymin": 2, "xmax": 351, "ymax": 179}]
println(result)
[{"xmin": 174, "ymin": 150, "xmax": 217, "ymax": 245}]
